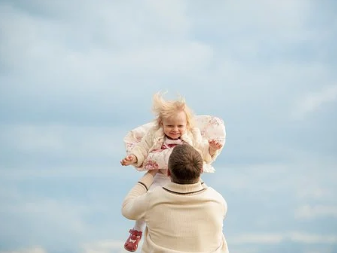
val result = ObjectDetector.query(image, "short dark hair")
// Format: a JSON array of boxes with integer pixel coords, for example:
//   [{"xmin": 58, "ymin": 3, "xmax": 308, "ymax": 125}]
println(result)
[{"xmin": 168, "ymin": 144, "xmax": 203, "ymax": 184}]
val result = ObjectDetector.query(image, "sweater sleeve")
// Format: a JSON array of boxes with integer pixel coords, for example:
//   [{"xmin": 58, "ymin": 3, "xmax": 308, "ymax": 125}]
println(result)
[{"xmin": 121, "ymin": 172, "xmax": 155, "ymax": 220}]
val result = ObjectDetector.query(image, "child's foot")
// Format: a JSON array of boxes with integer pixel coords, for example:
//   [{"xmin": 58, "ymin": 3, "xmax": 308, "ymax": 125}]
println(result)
[{"xmin": 124, "ymin": 229, "xmax": 142, "ymax": 252}]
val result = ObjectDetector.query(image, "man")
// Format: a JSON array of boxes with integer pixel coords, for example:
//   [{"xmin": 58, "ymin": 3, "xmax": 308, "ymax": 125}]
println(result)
[{"xmin": 122, "ymin": 144, "xmax": 229, "ymax": 252}]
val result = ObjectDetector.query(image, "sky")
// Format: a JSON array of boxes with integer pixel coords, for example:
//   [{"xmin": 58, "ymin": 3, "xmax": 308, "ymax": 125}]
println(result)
[{"xmin": 0, "ymin": 0, "xmax": 336, "ymax": 252}]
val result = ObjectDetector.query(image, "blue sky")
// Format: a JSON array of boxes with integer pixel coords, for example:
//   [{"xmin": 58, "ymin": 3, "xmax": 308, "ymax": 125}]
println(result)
[{"xmin": 0, "ymin": 0, "xmax": 336, "ymax": 252}]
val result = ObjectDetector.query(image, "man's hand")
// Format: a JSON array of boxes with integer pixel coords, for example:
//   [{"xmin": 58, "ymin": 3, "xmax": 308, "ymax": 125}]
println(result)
[
  {"xmin": 147, "ymin": 169, "xmax": 159, "ymax": 177},
  {"xmin": 120, "ymin": 155, "xmax": 137, "ymax": 166}
]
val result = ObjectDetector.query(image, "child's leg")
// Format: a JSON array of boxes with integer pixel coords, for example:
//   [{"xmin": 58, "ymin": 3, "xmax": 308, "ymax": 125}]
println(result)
[
  {"xmin": 124, "ymin": 227, "xmax": 143, "ymax": 252},
  {"xmin": 125, "ymin": 220, "xmax": 145, "ymax": 251},
  {"xmin": 133, "ymin": 219, "xmax": 146, "ymax": 232}
]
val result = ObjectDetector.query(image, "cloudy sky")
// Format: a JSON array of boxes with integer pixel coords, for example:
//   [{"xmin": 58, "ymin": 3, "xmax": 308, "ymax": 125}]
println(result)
[{"xmin": 0, "ymin": 0, "xmax": 336, "ymax": 252}]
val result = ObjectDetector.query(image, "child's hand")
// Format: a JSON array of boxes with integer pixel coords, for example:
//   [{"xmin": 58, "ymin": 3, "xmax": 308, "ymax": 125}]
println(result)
[
  {"xmin": 120, "ymin": 155, "xmax": 137, "ymax": 166},
  {"xmin": 209, "ymin": 140, "xmax": 223, "ymax": 155}
]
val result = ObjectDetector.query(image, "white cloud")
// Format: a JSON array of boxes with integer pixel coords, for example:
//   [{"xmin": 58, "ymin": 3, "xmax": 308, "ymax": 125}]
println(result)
[
  {"xmin": 192, "ymin": 0, "xmax": 312, "ymax": 29},
  {"xmin": 229, "ymin": 233, "xmax": 283, "ymax": 244},
  {"xmin": 296, "ymin": 185, "xmax": 334, "ymax": 200},
  {"xmin": 303, "ymin": 250, "xmax": 334, "ymax": 253},
  {"xmin": 112, "ymin": 42, "xmax": 213, "ymax": 75},
  {"xmin": 228, "ymin": 249, "xmax": 259, "ymax": 253},
  {"xmin": 0, "ymin": 124, "xmax": 125, "ymax": 158},
  {"xmin": 81, "ymin": 240, "xmax": 143, "ymax": 253},
  {"xmin": 295, "ymin": 205, "xmax": 337, "ymax": 219},
  {"xmin": 229, "ymin": 232, "xmax": 337, "ymax": 245},
  {"xmin": 210, "ymin": 163, "xmax": 292, "ymax": 191},
  {"xmin": 211, "ymin": 155, "xmax": 337, "ymax": 196},
  {"xmin": 0, "ymin": 0, "xmax": 208, "ymax": 91},
  {"xmin": 0, "ymin": 198, "xmax": 90, "ymax": 233},
  {"xmin": 0, "ymin": 0, "xmax": 322, "ymax": 103},
  {"xmin": 289, "ymin": 232, "xmax": 337, "ymax": 244},
  {"xmin": 0, "ymin": 164, "xmax": 135, "ymax": 182},
  {"xmin": 0, "ymin": 247, "xmax": 47, "ymax": 253},
  {"xmin": 292, "ymin": 85, "xmax": 337, "ymax": 120}
]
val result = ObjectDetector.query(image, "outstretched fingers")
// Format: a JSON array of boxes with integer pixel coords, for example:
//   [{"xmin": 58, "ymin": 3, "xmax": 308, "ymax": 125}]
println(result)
[{"xmin": 120, "ymin": 155, "xmax": 136, "ymax": 166}]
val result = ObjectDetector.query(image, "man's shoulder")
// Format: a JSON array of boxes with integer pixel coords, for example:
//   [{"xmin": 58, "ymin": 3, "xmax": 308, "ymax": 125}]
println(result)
[
  {"xmin": 143, "ymin": 186, "xmax": 168, "ymax": 205},
  {"xmin": 146, "ymin": 185, "xmax": 167, "ymax": 196},
  {"xmin": 204, "ymin": 186, "xmax": 227, "ymax": 203}
]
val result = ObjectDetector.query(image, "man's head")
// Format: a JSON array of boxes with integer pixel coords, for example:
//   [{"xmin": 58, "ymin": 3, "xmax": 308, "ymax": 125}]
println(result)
[{"xmin": 168, "ymin": 144, "xmax": 203, "ymax": 184}]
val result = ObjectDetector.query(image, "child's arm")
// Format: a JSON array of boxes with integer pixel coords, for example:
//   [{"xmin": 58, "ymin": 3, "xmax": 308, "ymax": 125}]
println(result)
[
  {"xmin": 190, "ymin": 128, "xmax": 223, "ymax": 164},
  {"xmin": 120, "ymin": 154, "xmax": 138, "ymax": 166},
  {"xmin": 121, "ymin": 128, "xmax": 155, "ymax": 167},
  {"xmin": 208, "ymin": 139, "xmax": 223, "ymax": 157}
]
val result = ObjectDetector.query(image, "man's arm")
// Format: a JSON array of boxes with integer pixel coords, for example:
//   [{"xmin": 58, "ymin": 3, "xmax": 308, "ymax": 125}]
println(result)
[{"xmin": 121, "ymin": 170, "xmax": 158, "ymax": 220}]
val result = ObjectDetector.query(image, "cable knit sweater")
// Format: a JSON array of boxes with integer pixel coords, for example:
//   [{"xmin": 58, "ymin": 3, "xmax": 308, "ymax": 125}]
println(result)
[{"xmin": 122, "ymin": 172, "xmax": 229, "ymax": 253}]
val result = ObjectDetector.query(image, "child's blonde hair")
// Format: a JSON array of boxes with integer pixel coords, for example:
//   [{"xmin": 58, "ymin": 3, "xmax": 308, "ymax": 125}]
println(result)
[{"xmin": 152, "ymin": 92, "xmax": 195, "ymax": 129}]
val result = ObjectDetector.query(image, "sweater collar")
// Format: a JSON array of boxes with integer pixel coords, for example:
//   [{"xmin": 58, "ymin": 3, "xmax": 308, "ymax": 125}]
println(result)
[{"xmin": 162, "ymin": 181, "xmax": 205, "ymax": 195}]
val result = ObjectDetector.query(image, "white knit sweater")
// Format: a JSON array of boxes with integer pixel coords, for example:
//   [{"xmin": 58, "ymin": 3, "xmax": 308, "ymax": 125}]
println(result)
[{"xmin": 122, "ymin": 172, "xmax": 229, "ymax": 253}]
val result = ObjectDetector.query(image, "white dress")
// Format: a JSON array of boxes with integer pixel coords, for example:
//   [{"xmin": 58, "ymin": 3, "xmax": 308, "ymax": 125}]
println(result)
[{"xmin": 123, "ymin": 115, "xmax": 226, "ymax": 173}]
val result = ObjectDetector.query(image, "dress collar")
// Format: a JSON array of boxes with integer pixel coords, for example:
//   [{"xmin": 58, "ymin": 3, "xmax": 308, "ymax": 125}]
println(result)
[{"xmin": 162, "ymin": 181, "xmax": 206, "ymax": 195}]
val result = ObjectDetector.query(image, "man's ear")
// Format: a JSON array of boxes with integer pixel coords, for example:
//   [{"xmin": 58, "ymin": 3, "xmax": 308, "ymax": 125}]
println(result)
[
  {"xmin": 201, "ymin": 167, "xmax": 204, "ymax": 174},
  {"xmin": 167, "ymin": 169, "xmax": 171, "ymax": 177}
]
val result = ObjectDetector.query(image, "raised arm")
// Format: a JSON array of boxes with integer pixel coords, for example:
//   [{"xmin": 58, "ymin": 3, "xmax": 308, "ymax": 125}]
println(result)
[
  {"xmin": 121, "ymin": 170, "xmax": 158, "ymax": 220},
  {"xmin": 121, "ymin": 128, "xmax": 156, "ymax": 168}
]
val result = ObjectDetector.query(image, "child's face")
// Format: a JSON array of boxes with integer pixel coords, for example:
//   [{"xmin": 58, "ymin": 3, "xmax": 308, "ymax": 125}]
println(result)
[{"xmin": 162, "ymin": 111, "xmax": 187, "ymax": 140}]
